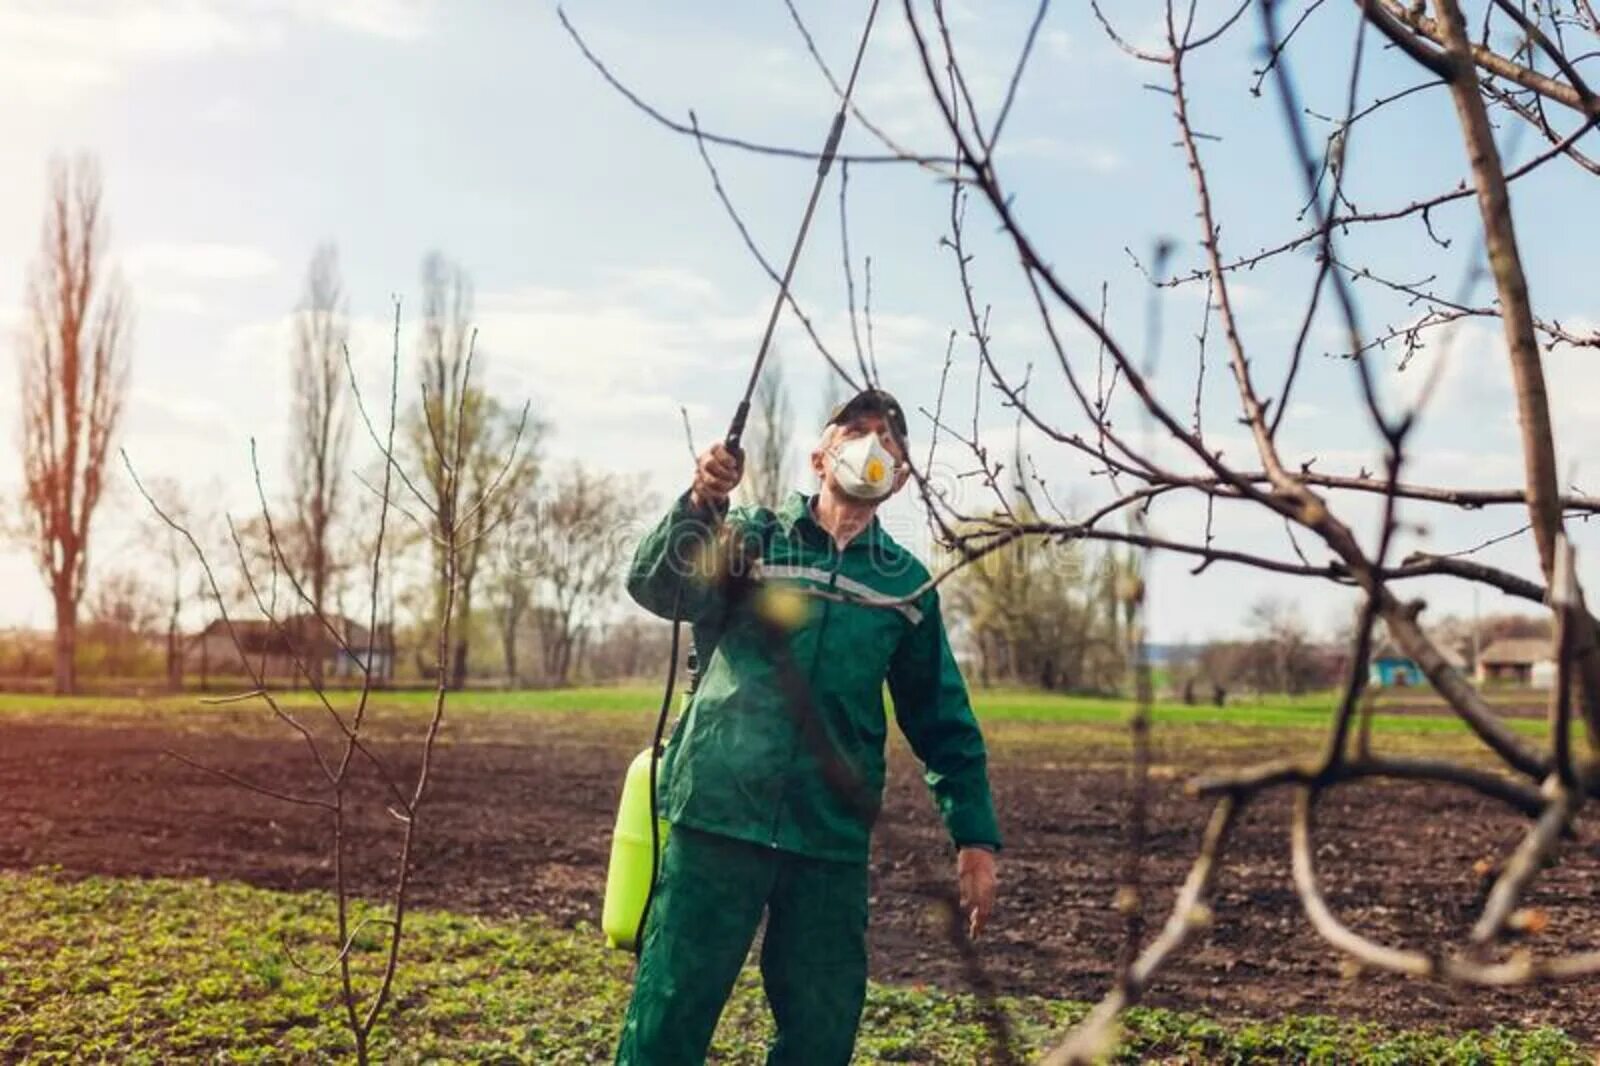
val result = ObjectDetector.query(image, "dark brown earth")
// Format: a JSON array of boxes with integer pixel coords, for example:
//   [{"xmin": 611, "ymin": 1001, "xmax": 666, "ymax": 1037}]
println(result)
[{"xmin": 3, "ymin": 708, "xmax": 1598, "ymax": 1045}]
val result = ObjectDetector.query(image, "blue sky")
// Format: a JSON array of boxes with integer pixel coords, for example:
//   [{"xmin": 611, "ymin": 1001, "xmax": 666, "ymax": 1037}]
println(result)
[{"xmin": 1, "ymin": 0, "xmax": 1595, "ymax": 642}]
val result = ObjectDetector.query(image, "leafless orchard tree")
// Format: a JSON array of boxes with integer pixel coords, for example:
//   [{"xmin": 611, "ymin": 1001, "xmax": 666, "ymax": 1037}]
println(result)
[
  {"xmin": 488, "ymin": 546, "xmax": 535, "ymax": 685},
  {"xmin": 135, "ymin": 475, "xmax": 199, "ymax": 690},
  {"xmin": 509, "ymin": 463, "xmax": 655, "ymax": 687},
  {"xmin": 1246, "ymin": 595, "xmax": 1320, "ymax": 695},
  {"xmin": 738, "ymin": 348, "xmax": 796, "ymax": 510},
  {"xmin": 126, "ymin": 305, "xmax": 533, "ymax": 1063},
  {"xmin": 290, "ymin": 243, "xmax": 355, "ymax": 685},
  {"xmin": 405, "ymin": 252, "xmax": 542, "ymax": 689},
  {"xmin": 567, "ymin": 0, "xmax": 1600, "ymax": 1058},
  {"xmin": 82, "ymin": 566, "xmax": 164, "ymax": 678},
  {"xmin": 16, "ymin": 156, "xmax": 131, "ymax": 696},
  {"xmin": 944, "ymin": 497, "xmax": 1130, "ymax": 692}
]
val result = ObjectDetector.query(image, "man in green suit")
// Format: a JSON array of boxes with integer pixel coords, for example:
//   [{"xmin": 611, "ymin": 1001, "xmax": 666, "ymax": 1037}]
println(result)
[{"xmin": 616, "ymin": 388, "xmax": 1002, "ymax": 1065}]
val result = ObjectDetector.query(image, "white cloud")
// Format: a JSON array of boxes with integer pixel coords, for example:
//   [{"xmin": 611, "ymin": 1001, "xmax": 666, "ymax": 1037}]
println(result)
[
  {"xmin": 0, "ymin": 0, "xmax": 435, "ymax": 99},
  {"xmin": 1, "ymin": 2, "xmax": 262, "ymax": 60},
  {"xmin": 277, "ymin": 0, "xmax": 434, "ymax": 40},
  {"xmin": 0, "ymin": 3, "xmax": 265, "ymax": 97},
  {"xmin": 204, "ymin": 273, "xmax": 764, "ymax": 499},
  {"xmin": 815, "ymin": 308, "xmax": 943, "ymax": 371},
  {"xmin": 1382, "ymin": 319, "xmax": 1490, "ymax": 414},
  {"xmin": 126, "ymin": 385, "xmax": 235, "ymax": 437},
  {"xmin": 473, "ymin": 282, "xmax": 731, "ymax": 400},
  {"xmin": 142, "ymin": 291, "xmax": 208, "ymax": 316},
  {"xmin": 219, "ymin": 309, "xmax": 398, "ymax": 378},
  {"xmin": 199, "ymin": 95, "xmax": 249, "ymax": 124},
  {"xmin": 1383, "ymin": 317, "xmax": 1600, "ymax": 485},
  {"xmin": 1223, "ymin": 281, "xmax": 1266, "ymax": 308},
  {"xmin": 999, "ymin": 136, "xmax": 1124, "ymax": 172},
  {"xmin": 126, "ymin": 242, "xmax": 279, "ymax": 282},
  {"xmin": 597, "ymin": 266, "xmax": 723, "ymax": 307}
]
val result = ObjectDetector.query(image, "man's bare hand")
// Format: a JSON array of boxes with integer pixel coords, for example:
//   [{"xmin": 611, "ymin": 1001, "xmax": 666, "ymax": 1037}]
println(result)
[
  {"xmin": 690, "ymin": 440, "xmax": 743, "ymax": 511},
  {"xmin": 957, "ymin": 846, "xmax": 998, "ymax": 940}
]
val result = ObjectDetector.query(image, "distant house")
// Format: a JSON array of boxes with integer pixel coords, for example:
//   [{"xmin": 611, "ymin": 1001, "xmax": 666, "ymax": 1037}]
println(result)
[
  {"xmin": 1476, "ymin": 638, "xmax": 1555, "ymax": 687},
  {"xmin": 186, "ymin": 613, "xmax": 395, "ymax": 686},
  {"xmin": 1369, "ymin": 642, "xmax": 1422, "ymax": 687}
]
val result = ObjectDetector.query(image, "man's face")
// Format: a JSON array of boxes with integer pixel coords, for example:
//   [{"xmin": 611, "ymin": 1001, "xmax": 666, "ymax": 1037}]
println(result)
[{"xmin": 811, "ymin": 412, "xmax": 909, "ymax": 501}]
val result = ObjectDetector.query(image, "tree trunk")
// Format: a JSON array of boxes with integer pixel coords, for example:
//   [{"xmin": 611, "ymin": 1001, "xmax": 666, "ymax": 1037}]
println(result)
[
  {"xmin": 501, "ymin": 618, "xmax": 519, "ymax": 688},
  {"xmin": 308, "ymin": 561, "xmax": 327, "ymax": 688},
  {"xmin": 53, "ymin": 589, "xmax": 77, "ymax": 696},
  {"xmin": 557, "ymin": 635, "xmax": 574, "ymax": 687},
  {"xmin": 166, "ymin": 618, "xmax": 181, "ymax": 692},
  {"xmin": 449, "ymin": 587, "xmax": 471, "ymax": 691}
]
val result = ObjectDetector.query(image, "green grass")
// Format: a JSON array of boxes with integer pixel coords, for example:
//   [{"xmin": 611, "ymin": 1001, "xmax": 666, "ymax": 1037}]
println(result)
[
  {"xmin": 0, "ymin": 686, "xmax": 660, "ymax": 718},
  {"xmin": 967, "ymin": 688, "xmax": 1555, "ymax": 738},
  {"xmin": 0, "ymin": 870, "xmax": 1584, "ymax": 1064},
  {"xmin": 0, "ymin": 682, "xmax": 1553, "ymax": 739}
]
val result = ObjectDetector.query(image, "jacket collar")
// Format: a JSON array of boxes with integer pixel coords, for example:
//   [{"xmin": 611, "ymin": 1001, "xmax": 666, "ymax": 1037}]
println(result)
[{"xmin": 778, "ymin": 490, "xmax": 888, "ymax": 552}]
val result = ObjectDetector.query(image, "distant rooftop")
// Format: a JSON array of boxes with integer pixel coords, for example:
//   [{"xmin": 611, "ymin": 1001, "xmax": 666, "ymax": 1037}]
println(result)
[{"xmin": 1478, "ymin": 638, "xmax": 1553, "ymax": 667}]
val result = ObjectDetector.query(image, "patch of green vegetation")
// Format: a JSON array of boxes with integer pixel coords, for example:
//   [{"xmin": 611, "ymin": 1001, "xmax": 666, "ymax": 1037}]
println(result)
[
  {"xmin": 0, "ymin": 685, "xmax": 663, "ymax": 719},
  {"xmin": 0, "ymin": 683, "xmax": 1552, "ymax": 741},
  {"xmin": 0, "ymin": 691, "xmax": 181, "ymax": 716},
  {"xmin": 0, "ymin": 870, "xmax": 1584, "ymax": 1064},
  {"xmin": 326, "ymin": 686, "xmax": 662, "ymax": 716},
  {"xmin": 965, "ymin": 688, "xmax": 1552, "ymax": 743}
]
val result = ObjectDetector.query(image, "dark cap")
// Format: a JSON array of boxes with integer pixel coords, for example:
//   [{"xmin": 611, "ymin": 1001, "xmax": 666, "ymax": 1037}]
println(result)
[{"xmin": 827, "ymin": 387, "xmax": 908, "ymax": 440}]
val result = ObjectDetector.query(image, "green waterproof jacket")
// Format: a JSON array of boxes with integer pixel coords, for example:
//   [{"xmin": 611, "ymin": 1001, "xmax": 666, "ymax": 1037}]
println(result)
[{"xmin": 627, "ymin": 489, "xmax": 1001, "ymax": 863}]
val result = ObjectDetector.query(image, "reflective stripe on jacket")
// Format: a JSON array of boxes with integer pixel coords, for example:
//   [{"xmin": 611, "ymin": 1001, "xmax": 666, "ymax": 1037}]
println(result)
[{"xmin": 626, "ymin": 489, "xmax": 1001, "ymax": 863}]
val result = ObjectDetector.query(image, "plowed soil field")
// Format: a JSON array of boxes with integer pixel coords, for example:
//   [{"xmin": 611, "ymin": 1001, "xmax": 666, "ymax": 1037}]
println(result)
[{"xmin": 4, "ymin": 702, "xmax": 1597, "ymax": 1042}]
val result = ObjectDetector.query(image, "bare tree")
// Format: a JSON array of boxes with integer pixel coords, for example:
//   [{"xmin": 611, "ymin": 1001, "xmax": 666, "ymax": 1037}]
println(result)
[
  {"xmin": 738, "ymin": 348, "xmax": 795, "ymax": 510},
  {"xmin": 517, "ymin": 464, "xmax": 653, "ymax": 686},
  {"xmin": 1245, "ymin": 595, "xmax": 1318, "ymax": 695},
  {"xmin": 585, "ymin": 616, "xmax": 676, "ymax": 682},
  {"xmin": 1193, "ymin": 641, "xmax": 1252, "ymax": 706},
  {"xmin": 17, "ymin": 156, "xmax": 130, "ymax": 696},
  {"xmin": 345, "ymin": 460, "xmax": 406, "ymax": 688},
  {"xmin": 405, "ymin": 252, "xmax": 541, "ymax": 689},
  {"xmin": 406, "ymin": 252, "xmax": 474, "ymax": 686},
  {"xmin": 84, "ymin": 567, "xmax": 164, "ymax": 678},
  {"xmin": 128, "ymin": 301, "xmax": 531, "ymax": 1063},
  {"xmin": 136, "ymin": 476, "xmax": 199, "ymax": 691},
  {"xmin": 289, "ymin": 244, "xmax": 354, "ymax": 684},
  {"xmin": 945, "ymin": 500, "xmax": 1127, "ymax": 692},
  {"xmin": 455, "ymin": 397, "xmax": 540, "ymax": 684},
  {"xmin": 487, "ymin": 553, "xmax": 533, "ymax": 686}
]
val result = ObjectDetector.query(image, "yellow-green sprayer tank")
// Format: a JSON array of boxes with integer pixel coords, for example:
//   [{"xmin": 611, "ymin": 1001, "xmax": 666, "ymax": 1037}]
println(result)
[{"xmin": 602, "ymin": 747, "xmax": 669, "ymax": 950}]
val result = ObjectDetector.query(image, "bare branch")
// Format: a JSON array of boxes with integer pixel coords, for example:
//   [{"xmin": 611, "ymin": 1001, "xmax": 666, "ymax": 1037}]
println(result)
[{"xmin": 557, "ymin": 8, "xmax": 948, "ymax": 166}]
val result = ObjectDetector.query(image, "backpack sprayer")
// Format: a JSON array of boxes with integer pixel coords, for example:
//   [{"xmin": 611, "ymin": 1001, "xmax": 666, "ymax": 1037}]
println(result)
[{"xmin": 601, "ymin": 0, "xmax": 883, "ymax": 953}]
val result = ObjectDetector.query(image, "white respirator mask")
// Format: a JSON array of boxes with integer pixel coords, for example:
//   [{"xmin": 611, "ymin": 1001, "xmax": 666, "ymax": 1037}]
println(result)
[{"xmin": 829, "ymin": 433, "xmax": 898, "ymax": 501}]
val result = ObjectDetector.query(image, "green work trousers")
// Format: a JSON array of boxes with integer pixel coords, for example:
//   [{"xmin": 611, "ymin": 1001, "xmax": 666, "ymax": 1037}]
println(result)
[{"xmin": 614, "ymin": 824, "xmax": 869, "ymax": 1065}]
